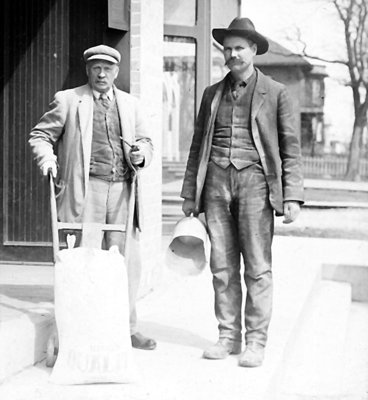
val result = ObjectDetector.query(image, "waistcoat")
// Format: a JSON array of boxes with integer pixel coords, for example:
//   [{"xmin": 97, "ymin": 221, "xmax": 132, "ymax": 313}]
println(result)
[
  {"xmin": 90, "ymin": 98, "xmax": 129, "ymax": 181},
  {"xmin": 210, "ymin": 74, "xmax": 260, "ymax": 170}
]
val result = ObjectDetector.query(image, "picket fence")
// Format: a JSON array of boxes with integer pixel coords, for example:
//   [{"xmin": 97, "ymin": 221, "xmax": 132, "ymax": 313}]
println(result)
[
  {"xmin": 302, "ymin": 156, "xmax": 368, "ymax": 179},
  {"xmin": 163, "ymin": 156, "xmax": 368, "ymax": 180}
]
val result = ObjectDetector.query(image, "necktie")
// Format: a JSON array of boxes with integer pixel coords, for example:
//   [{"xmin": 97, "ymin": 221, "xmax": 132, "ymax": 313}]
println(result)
[
  {"xmin": 232, "ymin": 81, "xmax": 246, "ymax": 100},
  {"xmin": 99, "ymin": 93, "xmax": 110, "ymax": 109}
]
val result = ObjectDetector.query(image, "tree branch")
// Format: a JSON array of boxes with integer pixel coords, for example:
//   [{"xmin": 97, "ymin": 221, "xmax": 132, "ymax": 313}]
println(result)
[
  {"xmin": 293, "ymin": 25, "xmax": 348, "ymax": 65},
  {"xmin": 299, "ymin": 52, "xmax": 348, "ymax": 65}
]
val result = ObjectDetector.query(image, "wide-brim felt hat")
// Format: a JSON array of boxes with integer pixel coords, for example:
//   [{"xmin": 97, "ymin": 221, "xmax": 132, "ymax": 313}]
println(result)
[
  {"xmin": 212, "ymin": 17, "xmax": 269, "ymax": 55},
  {"xmin": 83, "ymin": 44, "xmax": 121, "ymax": 64}
]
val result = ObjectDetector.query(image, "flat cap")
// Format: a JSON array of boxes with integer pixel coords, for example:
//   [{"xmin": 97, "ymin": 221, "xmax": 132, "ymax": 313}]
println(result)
[{"xmin": 83, "ymin": 44, "xmax": 121, "ymax": 64}]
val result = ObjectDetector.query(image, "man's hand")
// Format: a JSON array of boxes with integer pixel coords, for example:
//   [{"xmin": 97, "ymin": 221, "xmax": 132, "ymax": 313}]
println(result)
[
  {"xmin": 41, "ymin": 160, "xmax": 57, "ymax": 178},
  {"xmin": 129, "ymin": 144, "xmax": 145, "ymax": 166},
  {"xmin": 283, "ymin": 201, "xmax": 301, "ymax": 224},
  {"xmin": 182, "ymin": 199, "xmax": 196, "ymax": 217}
]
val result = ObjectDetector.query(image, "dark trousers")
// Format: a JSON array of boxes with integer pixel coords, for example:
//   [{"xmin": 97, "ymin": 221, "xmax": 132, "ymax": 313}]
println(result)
[{"xmin": 203, "ymin": 162, "xmax": 274, "ymax": 346}]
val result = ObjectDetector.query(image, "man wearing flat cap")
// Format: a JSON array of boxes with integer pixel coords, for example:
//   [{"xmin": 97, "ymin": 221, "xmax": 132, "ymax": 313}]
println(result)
[
  {"xmin": 29, "ymin": 44, "xmax": 156, "ymax": 351},
  {"xmin": 181, "ymin": 17, "xmax": 304, "ymax": 367}
]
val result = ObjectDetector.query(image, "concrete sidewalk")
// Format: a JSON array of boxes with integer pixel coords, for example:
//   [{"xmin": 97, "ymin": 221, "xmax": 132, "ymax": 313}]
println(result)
[
  {"xmin": 1, "ymin": 235, "xmax": 368, "ymax": 399},
  {"xmin": 163, "ymin": 178, "xmax": 368, "ymax": 211},
  {"xmin": 163, "ymin": 177, "xmax": 368, "ymax": 194},
  {"xmin": 304, "ymin": 178, "xmax": 368, "ymax": 192}
]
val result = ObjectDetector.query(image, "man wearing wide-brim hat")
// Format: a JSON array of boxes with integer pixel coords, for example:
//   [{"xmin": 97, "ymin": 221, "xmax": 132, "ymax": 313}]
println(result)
[
  {"xmin": 181, "ymin": 17, "xmax": 304, "ymax": 367},
  {"xmin": 29, "ymin": 44, "xmax": 156, "ymax": 351}
]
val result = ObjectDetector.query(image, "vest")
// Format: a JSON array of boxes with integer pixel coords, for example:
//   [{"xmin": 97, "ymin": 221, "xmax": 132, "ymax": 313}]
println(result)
[
  {"xmin": 210, "ymin": 74, "xmax": 260, "ymax": 170},
  {"xmin": 89, "ymin": 98, "xmax": 129, "ymax": 181}
]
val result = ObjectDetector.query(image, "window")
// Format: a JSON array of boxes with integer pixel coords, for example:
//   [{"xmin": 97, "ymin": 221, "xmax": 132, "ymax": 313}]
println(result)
[
  {"xmin": 163, "ymin": 36, "xmax": 196, "ymax": 161},
  {"xmin": 164, "ymin": 0, "xmax": 196, "ymax": 26}
]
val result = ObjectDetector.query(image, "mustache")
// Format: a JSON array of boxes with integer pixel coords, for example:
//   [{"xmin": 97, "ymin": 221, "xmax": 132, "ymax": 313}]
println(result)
[{"xmin": 225, "ymin": 58, "xmax": 240, "ymax": 66}]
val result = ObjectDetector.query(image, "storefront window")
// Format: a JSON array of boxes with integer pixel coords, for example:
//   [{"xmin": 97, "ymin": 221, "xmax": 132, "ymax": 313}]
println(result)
[
  {"xmin": 212, "ymin": 43, "xmax": 227, "ymax": 84},
  {"xmin": 164, "ymin": 0, "xmax": 196, "ymax": 26},
  {"xmin": 163, "ymin": 36, "xmax": 196, "ymax": 161}
]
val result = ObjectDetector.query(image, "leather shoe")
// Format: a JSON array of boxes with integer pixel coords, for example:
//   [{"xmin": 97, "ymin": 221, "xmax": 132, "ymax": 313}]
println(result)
[
  {"xmin": 203, "ymin": 338, "xmax": 242, "ymax": 360},
  {"xmin": 238, "ymin": 342, "xmax": 265, "ymax": 367},
  {"xmin": 131, "ymin": 332, "xmax": 157, "ymax": 350}
]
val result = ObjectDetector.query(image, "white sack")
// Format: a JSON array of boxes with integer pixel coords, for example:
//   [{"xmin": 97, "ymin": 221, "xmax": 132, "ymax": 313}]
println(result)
[{"xmin": 50, "ymin": 246, "xmax": 137, "ymax": 384}]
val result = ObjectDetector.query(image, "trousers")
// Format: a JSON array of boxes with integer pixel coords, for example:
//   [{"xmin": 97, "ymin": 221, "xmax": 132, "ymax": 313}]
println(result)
[
  {"xmin": 79, "ymin": 177, "xmax": 140, "ymax": 335},
  {"xmin": 203, "ymin": 162, "xmax": 274, "ymax": 346}
]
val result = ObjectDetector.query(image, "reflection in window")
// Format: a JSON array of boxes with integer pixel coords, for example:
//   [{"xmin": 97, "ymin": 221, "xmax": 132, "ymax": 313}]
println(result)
[
  {"xmin": 163, "ymin": 36, "xmax": 196, "ymax": 161},
  {"xmin": 164, "ymin": 0, "xmax": 196, "ymax": 26},
  {"xmin": 212, "ymin": 42, "xmax": 228, "ymax": 84}
]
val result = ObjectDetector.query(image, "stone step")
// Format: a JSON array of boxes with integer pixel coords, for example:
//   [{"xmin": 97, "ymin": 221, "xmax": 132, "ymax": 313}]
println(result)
[
  {"xmin": 0, "ymin": 236, "xmax": 323, "ymax": 400},
  {"xmin": 162, "ymin": 195, "xmax": 368, "ymax": 210},
  {"xmin": 340, "ymin": 301, "xmax": 368, "ymax": 398},
  {"xmin": 0, "ymin": 238, "xmax": 366, "ymax": 400},
  {"xmin": 161, "ymin": 200, "xmax": 368, "ymax": 241},
  {"xmin": 0, "ymin": 265, "xmax": 55, "ymax": 383},
  {"xmin": 0, "ymin": 311, "xmax": 54, "ymax": 384},
  {"xmin": 271, "ymin": 280, "xmax": 352, "ymax": 399}
]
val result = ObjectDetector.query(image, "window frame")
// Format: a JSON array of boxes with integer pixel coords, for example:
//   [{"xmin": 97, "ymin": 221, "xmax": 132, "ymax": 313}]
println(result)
[{"xmin": 164, "ymin": 0, "xmax": 212, "ymax": 114}]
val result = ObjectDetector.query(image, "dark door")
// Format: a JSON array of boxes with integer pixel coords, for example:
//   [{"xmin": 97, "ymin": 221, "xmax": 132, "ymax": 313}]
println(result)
[{"xmin": 0, "ymin": 0, "xmax": 111, "ymax": 263}]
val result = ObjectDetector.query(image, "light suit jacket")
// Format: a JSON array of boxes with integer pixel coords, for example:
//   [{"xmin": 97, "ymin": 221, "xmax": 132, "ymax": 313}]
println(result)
[
  {"xmin": 29, "ymin": 84, "xmax": 153, "ymax": 230},
  {"xmin": 181, "ymin": 69, "xmax": 304, "ymax": 216}
]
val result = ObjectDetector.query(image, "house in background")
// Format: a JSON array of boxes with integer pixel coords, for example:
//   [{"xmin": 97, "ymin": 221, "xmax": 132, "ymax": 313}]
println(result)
[
  {"xmin": 254, "ymin": 39, "xmax": 327, "ymax": 156},
  {"xmin": 212, "ymin": 38, "xmax": 328, "ymax": 157},
  {"xmin": 300, "ymin": 64, "xmax": 328, "ymax": 157},
  {"xmin": 163, "ymin": 35, "xmax": 328, "ymax": 179}
]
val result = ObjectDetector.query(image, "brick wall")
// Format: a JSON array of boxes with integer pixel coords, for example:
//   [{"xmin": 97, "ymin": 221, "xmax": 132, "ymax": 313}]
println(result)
[{"xmin": 130, "ymin": 0, "xmax": 164, "ymax": 296}]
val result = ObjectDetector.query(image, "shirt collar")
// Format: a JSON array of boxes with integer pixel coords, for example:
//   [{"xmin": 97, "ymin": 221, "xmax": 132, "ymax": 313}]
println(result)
[
  {"xmin": 228, "ymin": 69, "xmax": 256, "ymax": 88},
  {"xmin": 92, "ymin": 87, "xmax": 114, "ymax": 101}
]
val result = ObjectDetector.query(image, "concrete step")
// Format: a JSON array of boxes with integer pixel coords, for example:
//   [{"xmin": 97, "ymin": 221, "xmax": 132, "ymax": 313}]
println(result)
[
  {"xmin": 0, "ymin": 238, "xmax": 367, "ymax": 400},
  {"xmin": 271, "ymin": 280, "xmax": 352, "ymax": 399},
  {"xmin": 162, "ymin": 195, "xmax": 368, "ymax": 210},
  {"xmin": 161, "ymin": 200, "xmax": 368, "ymax": 240},
  {"xmin": 304, "ymin": 178, "xmax": 368, "ymax": 192},
  {"xmin": 340, "ymin": 301, "xmax": 368, "ymax": 398},
  {"xmin": 128, "ymin": 236, "xmax": 325, "ymax": 400},
  {"xmin": 0, "ymin": 265, "xmax": 55, "ymax": 383},
  {"xmin": 0, "ymin": 236, "xmax": 323, "ymax": 399},
  {"xmin": 0, "ymin": 310, "xmax": 54, "ymax": 384},
  {"xmin": 161, "ymin": 176, "xmax": 368, "ymax": 209}
]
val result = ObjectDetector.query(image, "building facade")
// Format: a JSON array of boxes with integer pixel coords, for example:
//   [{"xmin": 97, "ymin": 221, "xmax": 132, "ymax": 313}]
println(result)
[{"xmin": 1, "ymin": 0, "xmax": 241, "ymax": 294}]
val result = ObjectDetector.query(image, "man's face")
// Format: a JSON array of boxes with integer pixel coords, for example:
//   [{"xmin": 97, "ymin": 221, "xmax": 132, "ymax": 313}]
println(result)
[
  {"xmin": 86, "ymin": 60, "xmax": 119, "ymax": 93},
  {"xmin": 223, "ymin": 35, "xmax": 257, "ymax": 75}
]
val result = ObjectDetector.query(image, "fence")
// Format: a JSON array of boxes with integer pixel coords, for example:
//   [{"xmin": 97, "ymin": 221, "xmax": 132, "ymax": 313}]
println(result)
[
  {"xmin": 163, "ymin": 156, "xmax": 368, "ymax": 181},
  {"xmin": 302, "ymin": 156, "xmax": 368, "ymax": 180}
]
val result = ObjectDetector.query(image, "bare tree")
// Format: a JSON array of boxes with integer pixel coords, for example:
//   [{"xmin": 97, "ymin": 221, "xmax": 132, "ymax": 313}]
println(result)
[{"xmin": 297, "ymin": 0, "xmax": 368, "ymax": 180}]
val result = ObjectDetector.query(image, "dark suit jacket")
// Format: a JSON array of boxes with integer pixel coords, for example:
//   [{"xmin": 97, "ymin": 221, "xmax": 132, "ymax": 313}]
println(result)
[{"xmin": 181, "ymin": 69, "xmax": 304, "ymax": 216}]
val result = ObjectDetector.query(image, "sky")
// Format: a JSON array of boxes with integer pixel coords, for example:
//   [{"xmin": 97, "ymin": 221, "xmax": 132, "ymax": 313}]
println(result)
[
  {"xmin": 241, "ymin": 0, "xmax": 354, "ymax": 144},
  {"xmin": 242, "ymin": 0, "xmax": 344, "ymax": 61}
]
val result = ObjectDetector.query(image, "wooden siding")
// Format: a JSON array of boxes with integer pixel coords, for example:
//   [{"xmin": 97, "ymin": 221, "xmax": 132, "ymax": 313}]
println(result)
[
  {"xmin": 2, "ymin": 0, "xmax": 69, "ymax": 258},
  {"xmin": 0, "ymin": 0, "xmax": 107, "ymax": 262}
]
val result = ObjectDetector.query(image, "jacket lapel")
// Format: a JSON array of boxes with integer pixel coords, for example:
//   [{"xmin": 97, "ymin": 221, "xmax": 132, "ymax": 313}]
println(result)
[
  {"xmin": 203, "ymin": 78, "xmax": 225, "ymax": 146},
  {"xmin": 251, "ymin": 69, "xmax": 269, "ymax": 174},
  {"xmin": 251, "ymin": 69, "xmax": 267, "ymax": 119},
  {"xmin": 210, "ymin": 80, "xmax": 225, "ymax": 116},
  {"xmin": 194, "ymin": 78, "xmax": 225, "ymax": 208},
  {"xmin": 114, "ymin": 87, "xmax": 136, "ymax": 171},
  {"xmin": 77, "ymin": 85, "xmax": 94, "ymax": 190}
]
